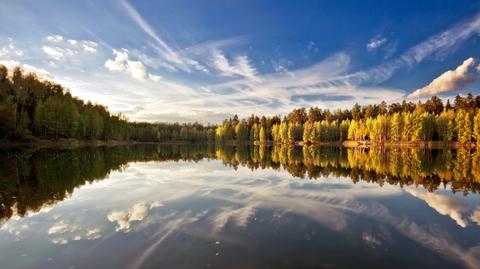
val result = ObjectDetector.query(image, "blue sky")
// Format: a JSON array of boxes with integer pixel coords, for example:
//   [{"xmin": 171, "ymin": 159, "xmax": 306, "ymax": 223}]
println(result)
[{"xmin": 1, "ymin": 0, "xmax": 480, "ymax": 123}]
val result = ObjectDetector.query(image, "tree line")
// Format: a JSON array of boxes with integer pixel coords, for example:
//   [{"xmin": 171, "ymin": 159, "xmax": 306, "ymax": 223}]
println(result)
[
  {"xmin": 3, "ymin": 64, "xmax": 480, "ymax": 146},
  {"xmin": 0, "ymin": 65, "xmax": 215, "ymax": 142},
  {"xmin": 216, "ymin": 95, "xmax": 480, "ymax": 145}
]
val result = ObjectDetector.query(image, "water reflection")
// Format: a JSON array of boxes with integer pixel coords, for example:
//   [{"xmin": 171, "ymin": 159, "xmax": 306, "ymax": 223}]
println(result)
[{"xmin": 0, "ymin": 145, "xmax": 480, "ymax": 269}]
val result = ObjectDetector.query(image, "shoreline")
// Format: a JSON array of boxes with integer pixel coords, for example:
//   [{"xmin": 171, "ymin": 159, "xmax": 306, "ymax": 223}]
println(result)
[
  {"xmin": 0, "ymin": 139, "xmax": 200, "ymax": 149},
  {"xmin": 1, "ymin": 139, "xmax": 477, "ymax": 150}
]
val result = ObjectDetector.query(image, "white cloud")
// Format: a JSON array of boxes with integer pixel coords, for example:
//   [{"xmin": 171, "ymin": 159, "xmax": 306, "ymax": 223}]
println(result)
[
  {"xmin": 148, "ymin": 73, "xmax": 162, "ymax": 81},
  {"xmin": 105, "ymin": 48, "xmax": 161, "ymax": 81},
  {"xmin": 211, "ymin": 50, "xmax": 258, "ymax": 80},
  {"xmin": 127, "ymin": 60, "xmax": 148, "ymax": 80},
  {"xmin": 46, "ymin": 35, "xmax": 63, "ymax": 42},
  {"xmin": 42, "ymin": 37, "xmax": 97, "ymax": 62},
  {"xmin": 366, "ymin": 36, "xmax": 387, "ymax": 51},
  {"xmin": 0, "ymin": 60, "xmax": 52, "ymax": 79},
  {"xmin": 42, "ymin": 46, "xmax": 65, "ymax": 61},
  {"xmin": 82, "ymin": 42, "xmax": 97, "ymax": 53},
  {"xmin": 105, "ymin": 49, "xmax": 128, "ymax": 71},
  {"xmin": 408, "ymin": 57, "xmax": 479, "ymax": 98},
  {"xmin": 0, "ymin": 38, "xmax": 23, "ymax": 57}
]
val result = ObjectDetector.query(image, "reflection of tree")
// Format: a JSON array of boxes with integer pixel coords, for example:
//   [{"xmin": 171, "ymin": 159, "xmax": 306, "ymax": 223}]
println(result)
[
  {"xmin": 1, "ymin": 144, "xmax": 480, "ymax": 225},
  {"xmin": 0, "ymin": 144, "xmax": 215, "ymax": 224}
]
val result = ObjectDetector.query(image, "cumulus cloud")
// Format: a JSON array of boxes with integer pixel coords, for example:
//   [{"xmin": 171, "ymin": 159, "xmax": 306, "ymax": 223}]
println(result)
[
  {"xmin": 366, "ymin": 36, "xmax": 387, "ymax": 51},
  {"xmin": 408, "ymin": 57, "xmax": 479, "ymax": 98},
  {"xmin": 0, "ymin": 37, "xmax": 23, "ymax": 57},
  {"xmin": 46, "ymin": 35, "xmax": 63, "ymax": 42},
  {"xmin": 211, "ymin": 50, "xmax": 258, "ymax": 80},
  {"xmin": 105, "ymin": 48, "xmax": 161, "ymax": 81},
  {"xmin": 82, "ymin": 41, "xmax": 98, "ymax": 53}
]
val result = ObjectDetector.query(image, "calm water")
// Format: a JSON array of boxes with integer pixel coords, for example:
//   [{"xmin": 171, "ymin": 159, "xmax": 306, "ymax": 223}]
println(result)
[{"xmin": 1, "ymin": 145, "xmax": 480, "ymax": 269}]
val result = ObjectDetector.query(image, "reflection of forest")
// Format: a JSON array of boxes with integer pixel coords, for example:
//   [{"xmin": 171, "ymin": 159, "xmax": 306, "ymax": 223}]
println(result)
[{"xmin": 1, "ymin": 144, "xmax": 480, "ymax": 224}]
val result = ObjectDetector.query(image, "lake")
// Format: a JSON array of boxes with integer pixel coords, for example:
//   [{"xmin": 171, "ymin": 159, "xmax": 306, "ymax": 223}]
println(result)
[{"xmin": 1, "ymin": 145, "xmax": 480, "ymax": 269}]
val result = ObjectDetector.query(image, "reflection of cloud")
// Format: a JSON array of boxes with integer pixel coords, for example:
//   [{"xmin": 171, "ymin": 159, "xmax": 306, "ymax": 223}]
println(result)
[
  {"xmin": 3, "ymin": 161, "xmax": 479, "ymax": 268},
  {"xmin": 406, "ymin": 189, "xmax": 469, "ymax": 228},
  {"xmin": 130, "ymin": 211, "xmax": 209, "ymax": 269},
  {"xmin": 47, "ymin": 220, "xmax": 101, "ymax": 244},
  {"xmin": 48, "ymin": 221, "xmax": 69, "ymax": 234},
  {"xmin": 211, "ymin": 205, "xmax": 256, "ymax": 230},
  {"xmin": 470, "ymin": 207, "xmax": 480, "ymax": 225},
  {"xmin": 362, "ymin": 232, "xmax": 382, "ymax": 247},
  {"xmin": 51, "ymin": 238, "xmax": 68, "ymax": 245},
  {"xmin": 107, "ymin": 202, "xmax": 160, "ymax": 232},
  {"xmin": 126, "ymin": 162, "xmax": 480, "ymax": 269},
  {"xmin": 86, "ymin": 228, "xmax": 101, "ymax": 239}
]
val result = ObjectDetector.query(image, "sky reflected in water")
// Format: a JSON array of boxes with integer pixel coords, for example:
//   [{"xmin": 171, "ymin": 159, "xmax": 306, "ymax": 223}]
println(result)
[{"xmin": 1, "ymin": 147, "xmax": 480, "ymax": 269}]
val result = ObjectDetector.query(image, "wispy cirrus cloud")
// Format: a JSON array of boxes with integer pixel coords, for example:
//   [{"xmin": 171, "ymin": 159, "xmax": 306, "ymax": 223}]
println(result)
[
  {"xmin": 211, "ymin": 50, "xmax": 258, "ymax": 80},
  {"xmin": 353, "ymin": 13, "xmax": 480, "ymax": 86},
  {"xmin": 117, "ymin": 0, "xmax": 208, "ymax": 73},
  {"xmin": 366, "ymin": 35, "xmax": 387, "ymax": 52}
]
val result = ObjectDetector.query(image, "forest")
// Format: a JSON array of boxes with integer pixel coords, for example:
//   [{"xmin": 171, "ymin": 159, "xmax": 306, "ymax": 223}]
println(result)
[
  {"xmin": 216, "ymin": 95, "xmax": 480, "ymax": 145},
  {"xmin": 0, "ymin": 65, "xmax": 215, "ymax": 142},
  {"xmin": 2, "ymin": 64, "xmax": 480, "ymax": 145}
]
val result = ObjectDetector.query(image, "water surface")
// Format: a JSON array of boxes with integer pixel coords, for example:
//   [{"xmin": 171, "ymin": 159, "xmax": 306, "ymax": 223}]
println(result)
[{"xmin": 1, "ymin": 145, "xmax": 480, "ymax": 269}]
